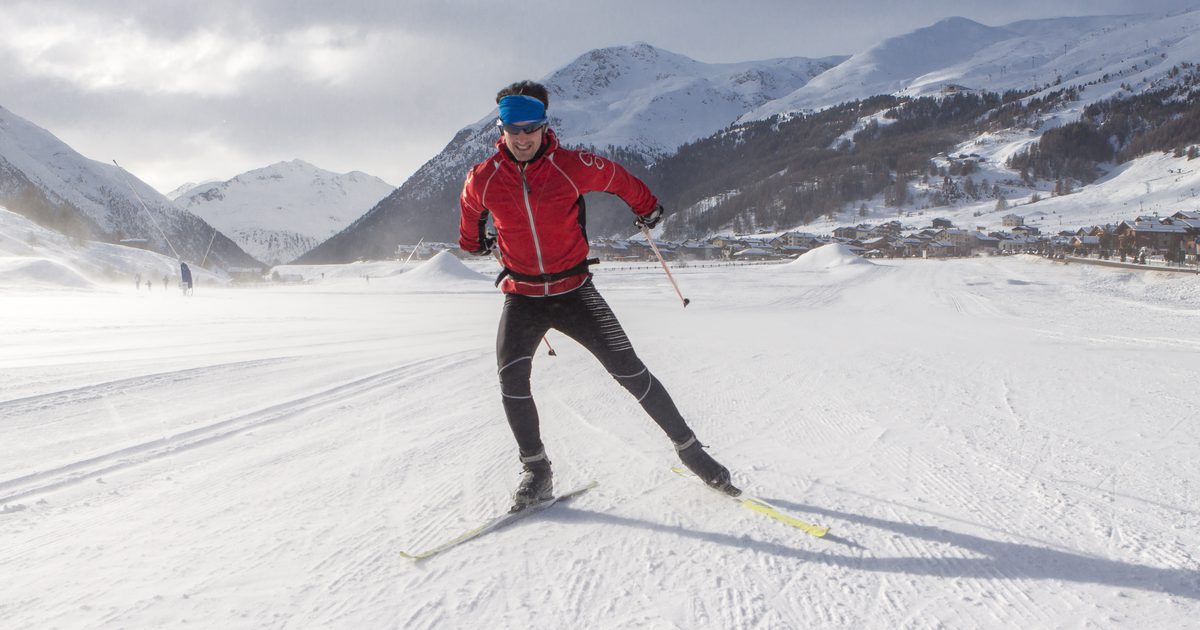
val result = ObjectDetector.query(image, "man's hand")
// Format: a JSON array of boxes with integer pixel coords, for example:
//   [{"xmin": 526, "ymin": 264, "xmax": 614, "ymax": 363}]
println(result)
[
  {"xmin": 471, "ymin": 235, "xmax": 495, "ymax": 256},
  {"xmin": 635, "ymin": 205, "xmax": 664, "ymax": 229}
]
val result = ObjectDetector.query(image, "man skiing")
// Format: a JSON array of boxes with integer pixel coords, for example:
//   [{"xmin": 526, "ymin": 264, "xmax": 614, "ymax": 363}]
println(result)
[{"xmin": 458, "ymin": 80, "xmax": 737, "ymax": 509}]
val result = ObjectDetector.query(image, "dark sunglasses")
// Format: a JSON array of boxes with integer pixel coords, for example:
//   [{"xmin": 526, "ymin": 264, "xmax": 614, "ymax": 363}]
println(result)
[{"xmin": 497, "ymin": 119, "xmax": 547, "ymax": 135}]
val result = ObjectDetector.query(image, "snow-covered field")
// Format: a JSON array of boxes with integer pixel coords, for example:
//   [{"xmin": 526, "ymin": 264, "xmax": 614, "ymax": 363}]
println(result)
[{"xmin": 2, "ymin": 248, "xmax": 1198, "ymax": 628}]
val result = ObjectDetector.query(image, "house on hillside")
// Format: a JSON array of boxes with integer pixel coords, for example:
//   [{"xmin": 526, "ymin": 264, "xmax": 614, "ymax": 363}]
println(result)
[
  {"xmin": 1002, "ymin": 214, "xmax": 1025, "ymax": 227},
  {"xmin": 932, "ymin": 217, "xmax": 955, "ymax": 229},
  {"xmin": 972, "ymin": 232, "xmax": 1001, "ymax": 251},
  {"xmin": 997, "ymin": 234, "xmax": 1044, "ymax": 253},
  {"xmin": 1114, "ymin": 217, "xmax": 1191, "ymax": 255},
  {"xmin": 1071, "ymin": 235, "xmax": 1101, "ymax": 255},
  {"xmin": 833, "ymin": 226, "xmax": 858, "ymax": 240},
  {"xmin": 1012, "ymin": 225, "xmax": 1041, "ymax": 237},
  {"xmin": 936, "ymin": 228, "xmax": 975, "ymax": 255},
  {"xmin": 679, "ymin": 239, "xmax": 721, "ymax": 260},
  {"xmin": 772, "ymin": 231, "xmax": 820, "ymax": 248},
  {"xmin": 589, "ymin": 239, "xmax": 632, "ymax": 260},
  {"xmin": 873, "ymin": 220, "xmax": 904, "ymax": 237}
]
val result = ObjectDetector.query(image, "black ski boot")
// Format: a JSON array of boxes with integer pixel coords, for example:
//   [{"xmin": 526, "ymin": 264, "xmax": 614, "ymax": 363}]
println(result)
[
  {"xmin": 512, "ymin": 451, "xmax": 553, "ymax": 511},
  {"xmin": 675, "ymin": 435, "xmax": 740, "ymax": 497}
]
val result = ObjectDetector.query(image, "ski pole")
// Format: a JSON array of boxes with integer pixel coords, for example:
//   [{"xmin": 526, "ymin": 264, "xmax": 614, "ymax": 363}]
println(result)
[
  {"xmin": 490, "ymin": 242, "xmax": 557, "ymax": 356},
  {"xmin": 640, "ymin": 226, "xmax": 690, "ymax": 307}
]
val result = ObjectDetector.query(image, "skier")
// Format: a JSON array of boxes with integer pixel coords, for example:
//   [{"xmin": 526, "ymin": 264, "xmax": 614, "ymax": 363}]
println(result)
[
  {"xmin": 180, "ymin": 261, "xmax": 193, "ymax": 295},
  {"xmin": 458, "ymin": 80, "xmax": 736, "ymax": 509}
]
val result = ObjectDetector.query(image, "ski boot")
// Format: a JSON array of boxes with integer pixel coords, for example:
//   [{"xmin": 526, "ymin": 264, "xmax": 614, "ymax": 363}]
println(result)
[
  {"xmin": 512, "ymin": 451, "xmax": 553, "ymax": 511},
  {"xmin": 675, "ymin": 435, "xmax": 741, "ymax": 497}
]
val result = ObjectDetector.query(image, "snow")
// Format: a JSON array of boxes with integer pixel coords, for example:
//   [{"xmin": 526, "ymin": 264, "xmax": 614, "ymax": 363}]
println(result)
[
  {"xmin": 2, "ymin": 246, "xmax": 1198, "ymax": 628},
  {"xmin": 0, "ymin": 205, "xmax": 225, "ymax": 291},
  {"xmin": 745, "ymin": 10, "xmax": 1200, "ymax": 122},
  {"xmin": 785, "ymin": 242, "xmax": 876, "ymax": 271},
  {"xmin": 173, "ymin": 160, "xmax": 394, "ymax": 265}
]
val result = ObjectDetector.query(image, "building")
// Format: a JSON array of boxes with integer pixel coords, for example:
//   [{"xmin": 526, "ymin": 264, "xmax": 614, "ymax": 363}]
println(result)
[{"xmin": 1114, "ymin": 217, "xmax": 1191, "ymax": 254}]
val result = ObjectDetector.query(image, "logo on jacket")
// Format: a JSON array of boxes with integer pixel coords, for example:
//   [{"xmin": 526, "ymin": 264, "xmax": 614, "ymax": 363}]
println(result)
[{"xmin": 578, "ymin": 151, "xmax": 606, "ymax": 170}]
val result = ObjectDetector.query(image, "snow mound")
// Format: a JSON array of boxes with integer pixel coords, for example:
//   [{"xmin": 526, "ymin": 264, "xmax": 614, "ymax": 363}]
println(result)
[
  {"xmin": 396, "ymin": 251, "xmax": 490, "ymax": 285},
  {"xmin": 0, "ymin": 257, "xmax": 95, "ymax": 289},
  {"xmin": 786, "ymin": 243, "xmax": 874, "ymax": 271}
]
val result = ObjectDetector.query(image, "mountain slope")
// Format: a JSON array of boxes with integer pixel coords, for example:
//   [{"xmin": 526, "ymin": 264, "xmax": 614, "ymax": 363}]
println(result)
[
  {"xmin": 744, "ymin": 11, "xmax": 1200, "ymax": 120},
  {"xmin": 174, "ymin": 160, "xmax": 393, "ymax": 265},
  {"xmin": 0, "ymin": 105, "xmax": 260, "ymax": 270},
  {"xmin": 297, "ymin": 44, "xmax": 843, "ymax": 263}
]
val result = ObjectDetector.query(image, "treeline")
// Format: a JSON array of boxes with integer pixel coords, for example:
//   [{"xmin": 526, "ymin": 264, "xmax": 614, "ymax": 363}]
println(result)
[
  {"xmin": 649, "ymin": 88, "xmax": 1082, "ymax": 237},
  {"xmin": 1007, "ymin": 65, "xmax": 1200, "ymax": 184}
]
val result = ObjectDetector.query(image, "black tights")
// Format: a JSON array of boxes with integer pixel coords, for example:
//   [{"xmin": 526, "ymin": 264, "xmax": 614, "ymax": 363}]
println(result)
[{"xmin": 496, "ymin": 279, "xmax": 693, "ymax": 458}]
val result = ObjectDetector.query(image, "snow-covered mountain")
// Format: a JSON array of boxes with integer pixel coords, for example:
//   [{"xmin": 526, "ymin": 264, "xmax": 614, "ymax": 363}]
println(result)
[
  {"xmin": 298, "ymin": 43, "xmax": 844, "ymax": 262},
  {"xmin": 166, "ymin": 179, "xmax": 220, "ymax": 201},
  {"xmin": 173, "ymin": 160, "xmax": 393, "ymax": 265},
  {"xmin": 744, "ymin": 11, "xmax": 1200, "ymax": 120},
  {"xmin": 0, "ymin": 105, "xmax": 260, "ymax": 270}
]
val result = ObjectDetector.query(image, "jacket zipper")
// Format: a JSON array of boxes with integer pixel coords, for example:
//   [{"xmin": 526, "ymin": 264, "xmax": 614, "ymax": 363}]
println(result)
[{"xmin": 518, "ymin": 163, "xmax": 549, "ymax": 295}]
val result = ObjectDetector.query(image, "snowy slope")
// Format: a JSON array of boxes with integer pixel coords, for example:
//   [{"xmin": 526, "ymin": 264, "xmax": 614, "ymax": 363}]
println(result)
[
  {"xmin": 745, "ymin": 10, "xmax": 1200, "ymax": 121},
  {"xmin": 0, "ymin": 204, "xmax": 227, "ymax": 290},
  {"xmin": 2, "ymin": 254, "xmax": 1198, "ymax": 628},
  {"xmin": 798, "ymin": 128, "xmax": 1200, "ymax": 236},
  {"xmin": 174, "ymin": 160, "xmax": 393, "ymax": 265},
  {"xmin": 540, "ymin": 43, "xmax": 845, "ymax": 158},
  {"xmin": 0, "ymin": 105, "xmax": 260, "ymax": 269}
]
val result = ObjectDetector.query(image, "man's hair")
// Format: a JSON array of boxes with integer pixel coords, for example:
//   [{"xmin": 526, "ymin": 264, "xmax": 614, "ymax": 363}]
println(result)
[{"xmin": 496, "ymin": 81, "xmax": 550, "ymax": 110}]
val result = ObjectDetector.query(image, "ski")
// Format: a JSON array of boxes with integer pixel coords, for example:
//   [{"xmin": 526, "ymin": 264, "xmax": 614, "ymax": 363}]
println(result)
[
  {"xmin": 672, "ymin": 467, "xmax": 829, "ymax": 538},
  {"xmin": 400, "ymin": 480, "xmax": 598, "ymax": 561}
]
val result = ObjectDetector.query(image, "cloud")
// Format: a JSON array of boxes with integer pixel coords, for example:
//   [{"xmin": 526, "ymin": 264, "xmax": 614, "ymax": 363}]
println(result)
[
  {"xmin": 0, "ymin": 5, "xmax": 384, "ymax": 96},
  {"xmin": 3, "ymin": 0, "xmax": 1199, "ymax": 193}
]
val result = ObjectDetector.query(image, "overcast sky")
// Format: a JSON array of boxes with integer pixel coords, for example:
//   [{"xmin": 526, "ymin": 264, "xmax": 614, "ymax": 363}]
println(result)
[{"xmin": 2, "ymin": 0, "xmax": 1197, "ymax": 194}]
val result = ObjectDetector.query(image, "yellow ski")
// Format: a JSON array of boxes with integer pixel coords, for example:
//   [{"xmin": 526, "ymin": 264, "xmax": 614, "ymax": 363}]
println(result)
[{"xmin": 671, "ymin": 467, "xmax": 828, "ymax": 538}]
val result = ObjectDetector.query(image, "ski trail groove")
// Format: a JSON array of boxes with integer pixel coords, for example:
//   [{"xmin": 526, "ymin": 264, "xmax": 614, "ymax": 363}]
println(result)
[{"xmin": 0, "ymin": 352, "xmax": 479, "ymax": 504}]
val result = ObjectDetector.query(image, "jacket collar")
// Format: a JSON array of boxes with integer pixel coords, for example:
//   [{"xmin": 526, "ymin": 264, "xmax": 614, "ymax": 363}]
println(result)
[{"xmin": 496, "ymin": 128, "xmax": 559, "ymax": 165}]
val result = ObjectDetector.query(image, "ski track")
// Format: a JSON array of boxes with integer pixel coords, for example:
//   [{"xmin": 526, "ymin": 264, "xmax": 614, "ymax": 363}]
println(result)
[{"xmin": 0, "ymin": 352, "xmax": 479, "ymax": 506}]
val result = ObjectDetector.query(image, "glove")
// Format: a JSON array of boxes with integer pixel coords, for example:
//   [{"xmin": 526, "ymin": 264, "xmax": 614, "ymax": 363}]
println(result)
[
  {"xmin": 471, "ymin": 235, "xmax": 495, "ymax": 256},
  {"xmin": 635, "ymin": 205, "xmax": 664, "ymax": 229}
]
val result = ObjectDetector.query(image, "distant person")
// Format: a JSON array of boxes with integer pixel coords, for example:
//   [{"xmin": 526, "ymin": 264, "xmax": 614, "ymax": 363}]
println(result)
[
  {"xmin": 180, "ymin": 262, "xmax": 193, "ymax": 295},
  {"xmin": 458, "ymin": 80, "xmax": 736, "ymax": 510},
  {"xmin": 135, "ymin": 273, "xmax": 142, "ymax": 291},
  {"xmin": 162, "ymin": 275, "xmax": 169, "ymax": 291}
]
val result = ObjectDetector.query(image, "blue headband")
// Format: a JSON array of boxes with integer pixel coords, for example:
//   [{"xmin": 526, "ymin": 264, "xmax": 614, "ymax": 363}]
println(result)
[{"xmin": 498, "ymin": 95, "xmax": 546, "ymax": 125}]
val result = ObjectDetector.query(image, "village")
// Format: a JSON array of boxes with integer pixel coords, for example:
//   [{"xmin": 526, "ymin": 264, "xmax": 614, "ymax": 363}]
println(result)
[{"xmin": 385, "ymin": 210, "xmax": 1200, "ymax": 272}]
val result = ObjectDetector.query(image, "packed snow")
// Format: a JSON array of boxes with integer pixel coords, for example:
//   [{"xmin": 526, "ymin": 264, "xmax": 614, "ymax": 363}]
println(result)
[{"xmin": 2, "ymin": 240, "xmax": 1198, "ymax": 628}]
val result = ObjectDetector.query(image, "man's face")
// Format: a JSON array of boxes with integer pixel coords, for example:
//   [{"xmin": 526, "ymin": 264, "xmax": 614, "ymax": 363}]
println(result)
[{"xmin": 502, "ymin": 122, "xmax": 546, "ymax": 162}]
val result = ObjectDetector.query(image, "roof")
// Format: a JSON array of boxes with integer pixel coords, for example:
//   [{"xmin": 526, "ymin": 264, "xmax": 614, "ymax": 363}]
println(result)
[{"xmin": 1119, "ymin": 220, "xmax": 1189, "ymax": 234}]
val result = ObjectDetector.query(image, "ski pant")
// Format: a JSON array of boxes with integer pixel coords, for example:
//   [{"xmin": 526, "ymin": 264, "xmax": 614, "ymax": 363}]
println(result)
[{"xmin": 496, "ymin": 278, "xmax": 693, "ymax": 459}]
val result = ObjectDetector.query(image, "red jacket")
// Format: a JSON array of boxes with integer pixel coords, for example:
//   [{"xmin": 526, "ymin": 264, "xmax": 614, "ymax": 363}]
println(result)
[{"xmin": 459, "ymin": 129, "xmax": 658, "ymax": 296}]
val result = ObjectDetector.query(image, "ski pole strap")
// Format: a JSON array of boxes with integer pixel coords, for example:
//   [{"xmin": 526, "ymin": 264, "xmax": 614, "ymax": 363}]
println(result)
[{"xmin": 494, "ymin": 258, "xmax": 600, "ymax": 287}]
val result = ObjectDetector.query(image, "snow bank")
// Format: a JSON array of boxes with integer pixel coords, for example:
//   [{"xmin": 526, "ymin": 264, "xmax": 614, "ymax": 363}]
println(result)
[
  {"xmin": 0, "ymin": 257, "xmax": 94, "ymax": 289},
  {"xmin": 392, "ymin": 251, "xmax": 490, "ymax": 287},
  {"xmin": 785, "ymin": 243, "xmax": 874, "ymax": 271}
]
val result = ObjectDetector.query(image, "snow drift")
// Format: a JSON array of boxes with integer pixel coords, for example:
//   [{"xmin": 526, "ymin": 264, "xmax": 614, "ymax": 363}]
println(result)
[{"xmin": 786, "ymin": 243, "xmax": 875, "ymax": 271}]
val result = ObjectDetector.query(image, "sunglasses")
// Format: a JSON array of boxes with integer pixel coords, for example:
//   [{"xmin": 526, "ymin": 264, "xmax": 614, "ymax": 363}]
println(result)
[{"xmin": 497, "ymin": 119, "xmax": 547, "ymax": 135}]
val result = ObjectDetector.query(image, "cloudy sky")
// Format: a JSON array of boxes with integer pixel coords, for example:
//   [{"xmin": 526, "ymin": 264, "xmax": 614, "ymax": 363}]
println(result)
[{"xmin": 2, "ymin": 0, "xmax": 1197, "ymax": 194}]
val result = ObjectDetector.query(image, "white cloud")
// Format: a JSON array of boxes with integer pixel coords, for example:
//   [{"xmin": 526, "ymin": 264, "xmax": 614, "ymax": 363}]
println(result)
[{"xmin": 0, "ymin": 7, "xmax": 381, "ymax": 96}]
